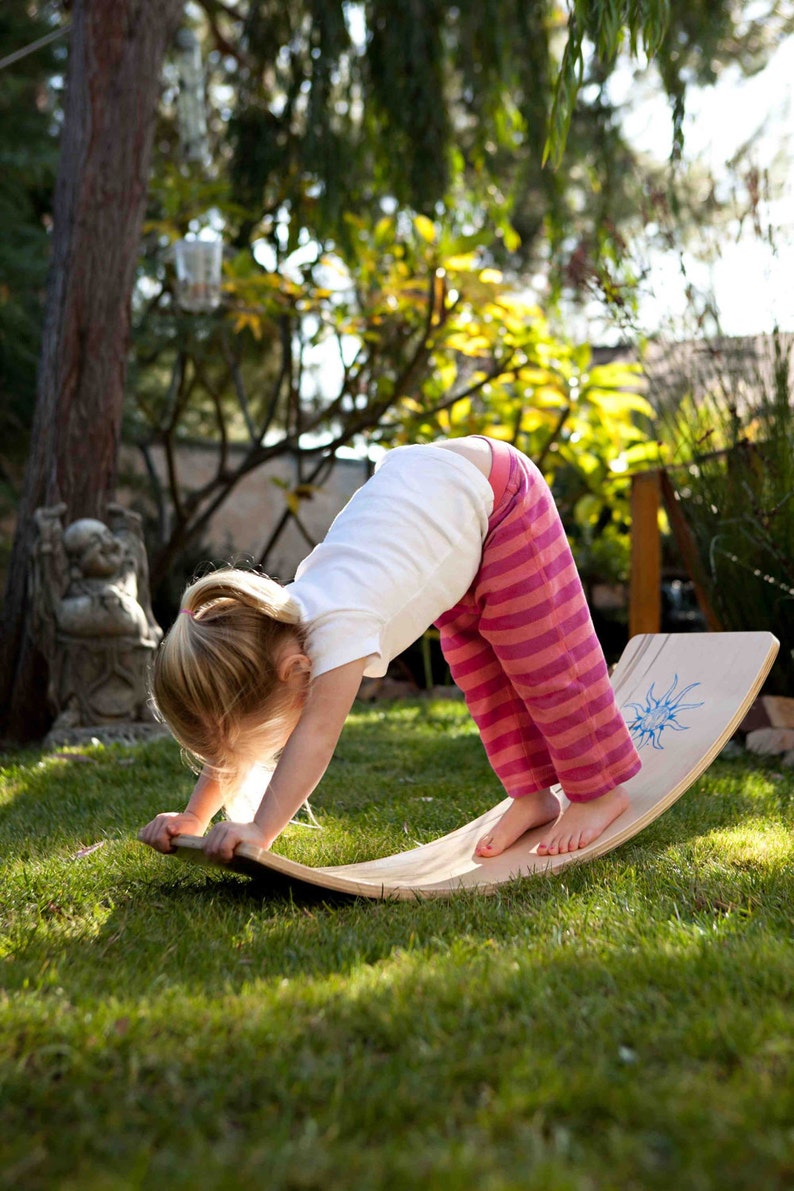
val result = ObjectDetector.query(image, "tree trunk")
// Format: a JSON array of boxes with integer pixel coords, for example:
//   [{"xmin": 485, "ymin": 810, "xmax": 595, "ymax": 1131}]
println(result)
[{"xmin": 0, "ymin": 0, "xmax": 183, "ymax": 743}]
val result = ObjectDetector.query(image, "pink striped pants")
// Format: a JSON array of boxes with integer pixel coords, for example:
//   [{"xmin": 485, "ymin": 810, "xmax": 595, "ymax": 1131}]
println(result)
[{"xmin": 435, "ymin": 440, "xmax": 641, "ymax": 802}]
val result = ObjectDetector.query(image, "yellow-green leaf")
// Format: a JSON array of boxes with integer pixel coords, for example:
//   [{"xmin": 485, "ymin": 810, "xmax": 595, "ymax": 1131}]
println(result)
[
  {"xmin": 588, "ymin": 362, "xmax": 643, "ymax": 387},
  {"xmin": 621, "ymin": 442, "xmax": 668, "ymax": 466},
  {"xmin": 448, "ymin": 397, "xmax": 472, "ymax": 424},
  {"xmin": 527, "ymin": 385, "xmax": 568, "ymax": 409},
  {"xmin": 443, "ymin": 333, "xmax": 493, "ymax": 356},
  {"xmin": 501, "ymin": 225, "xmax": 521, "ymax": 253},
  {"xmin": 586, "ymin": 390, "xmax": 655, "ymax": 418},
  {"xmin": 414, "ymin": 214, "xmax": 437, "ymax": 244},
  {"xmin": 572, "ymin": 452, "xmax": 602, "ymax": 476},
  {"xmin": 517, "ymin": 367, "xmax": 561, "ymax": 387},
  {"xmin": 574, "ymin": 494, "xmax": 602, "ymax": 525},
  {"xmin": 442, "ymin": 253, "xmax": 479, "ymax": 272},
  {"xmin": 232, "ymin": 311, "xmax": 263, "ymax": 340},
  {"xmin": 375, "ymin": 216, "xmax": 395, "ymax": 244},
  {"xmin": 521, "ymin": 409, "xmax": 559, "ymax": 432},
  {"xmin": 400, "ymin": 397, "xmax": 426, "ymax": 414},
  {"xmin": 436, "ymin": 360, "xmax": 457, "ymax": 392}
]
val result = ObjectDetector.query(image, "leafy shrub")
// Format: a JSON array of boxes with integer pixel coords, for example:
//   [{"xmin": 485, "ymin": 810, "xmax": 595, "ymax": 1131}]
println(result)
[{"xmin": 659, "ymin": 331, "xmax": 794, "ymax": 693}]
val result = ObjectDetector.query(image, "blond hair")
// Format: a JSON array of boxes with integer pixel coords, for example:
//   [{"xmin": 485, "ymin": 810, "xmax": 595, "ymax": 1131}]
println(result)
[{"xmin": 151, "ymin": 568, "xmax": 309, "ymax": 786}]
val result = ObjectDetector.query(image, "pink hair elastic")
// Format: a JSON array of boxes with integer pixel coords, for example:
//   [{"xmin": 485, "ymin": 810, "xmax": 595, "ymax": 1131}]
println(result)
[{"xmin": 180, "ymin": 608, "xmax": 195, "ymax": 618}]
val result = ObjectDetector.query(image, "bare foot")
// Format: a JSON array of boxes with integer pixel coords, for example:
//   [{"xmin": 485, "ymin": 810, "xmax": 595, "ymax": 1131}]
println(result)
[
  {"xmin": 475, "ymin": 789, "xmax": 561, "ymax": 858},
  {"xmin": 536, "ymin": 785, "xmax": 630, "ymax": 856}
]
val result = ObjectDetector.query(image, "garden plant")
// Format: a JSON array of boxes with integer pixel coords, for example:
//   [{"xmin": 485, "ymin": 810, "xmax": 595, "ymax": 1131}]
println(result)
[{"xmin": 656, "ymin": 330, "xmax": 794, "ymax": 693}]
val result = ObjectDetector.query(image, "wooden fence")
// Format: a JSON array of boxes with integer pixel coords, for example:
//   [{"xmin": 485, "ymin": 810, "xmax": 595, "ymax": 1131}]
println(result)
[{"xmin": 629, "ymin": 468, "xmax": 722, "ymax": 638}]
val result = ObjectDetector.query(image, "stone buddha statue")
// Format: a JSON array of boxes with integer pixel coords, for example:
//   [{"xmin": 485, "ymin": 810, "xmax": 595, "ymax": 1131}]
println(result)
[{"xmin": 32, "ymin": 503, "xmax": 163, "ymax": 740}]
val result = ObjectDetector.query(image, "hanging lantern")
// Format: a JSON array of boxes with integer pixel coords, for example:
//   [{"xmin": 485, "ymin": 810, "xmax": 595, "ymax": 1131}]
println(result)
[
  {"xmin": 173, "ymin": 237, "xmax": 223, "ymax": 313},
  {"xmin": 172, "ymin": 27, "xmax": 222, "ymax": 313},
  {"xmin": 175, "ymin": 27, "xmax": 209, "ymax": 165}
]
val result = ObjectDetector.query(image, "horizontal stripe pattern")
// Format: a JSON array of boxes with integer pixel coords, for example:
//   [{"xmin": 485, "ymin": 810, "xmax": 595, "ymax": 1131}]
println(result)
[{"xmin": 436, "ymin": 443, "xmax": 641, "ymax": 802}]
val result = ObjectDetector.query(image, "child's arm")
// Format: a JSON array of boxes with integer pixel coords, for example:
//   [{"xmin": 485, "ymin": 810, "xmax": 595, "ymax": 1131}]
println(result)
[
  {"xmin": 139, "ymin": 766, "xmax": 225, "ymax": 853},
  {"xmin": 201, "ymin": 657, "xmax": 367, "ymax": 862}
]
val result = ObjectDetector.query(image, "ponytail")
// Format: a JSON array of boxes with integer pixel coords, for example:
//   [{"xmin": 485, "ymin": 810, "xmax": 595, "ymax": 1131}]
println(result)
[{"xmin": 180, "ymin": 568, "xmax": 303, "ymax": 624}]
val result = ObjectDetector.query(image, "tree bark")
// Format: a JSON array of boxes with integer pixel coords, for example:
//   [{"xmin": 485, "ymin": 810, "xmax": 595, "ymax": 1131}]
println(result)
[{"xmin": 0, "ymin": 0, "xmax": 183, "ymax": 742}]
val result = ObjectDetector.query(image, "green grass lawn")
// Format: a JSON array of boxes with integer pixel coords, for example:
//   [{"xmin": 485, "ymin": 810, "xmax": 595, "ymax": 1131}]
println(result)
[{"xmin": 1, "ymin": 699, "xmax": 793, "ymax": 1190}]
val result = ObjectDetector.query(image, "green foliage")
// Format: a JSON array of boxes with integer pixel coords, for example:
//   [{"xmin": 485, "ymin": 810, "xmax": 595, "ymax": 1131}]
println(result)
[
  {"xmin": 0, "ymin": 2, "xmax": 60, "ymax": 470},
  {"xmin": 365, "ymin": 0, "xmax": 451, "ymax": 206},
  {"xmin": 192, "ymin": 0, "xmax": 793, "ymax": 296},
  {"xmin": 1, "ymin": 719, "xmax": 794, "ymax": 1188},
  {"xmin": 352, "ymin": 217, "xmax": 656, "ymax": 585},
  {"xmin": 130, "ymin": 199, "xmax": 657, "ymax": 593},
  {"xmin": 658, "ymin": 331, "xmax": 794, "ymax": 692}
]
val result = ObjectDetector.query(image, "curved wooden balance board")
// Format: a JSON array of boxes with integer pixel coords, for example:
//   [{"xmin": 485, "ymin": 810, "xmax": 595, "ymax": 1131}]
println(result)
[{"xmin": 166, "ymin": 631, "xmax": 778, "ymax": 900}]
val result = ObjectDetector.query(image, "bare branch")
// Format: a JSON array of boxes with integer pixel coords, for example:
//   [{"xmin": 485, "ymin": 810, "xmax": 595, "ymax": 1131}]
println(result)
[
  {"xmin": 194, "ymin": 0, "xmax": 251, "ymax": 68},
  {"xmin": 191, "ymin": 360, "xmax": 230, "ymax": 482},
  {"xmin": 536, "ymin": 405, "xmax": 572, "ymax": 471},
  {"xmin": 160, "ymin": 352, "xmax": 191, "ymax": 525},
  {"xmin": 257, "ymin": 452, "xmax": 336, "ymax": 568},
  {"xmin": 220, "ymin": 331, "xmax": 258, "ymax": 443},
  {"xmin": 138, "ymin": 442, "xmax": 168, "ymax": 547},
  {"xmin": 256, "ymin": 314, "xmax": 293, "ymax": 443}
]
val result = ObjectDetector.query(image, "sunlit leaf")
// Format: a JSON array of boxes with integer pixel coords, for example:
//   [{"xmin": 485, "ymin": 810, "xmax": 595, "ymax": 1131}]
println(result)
[
  {"xmin": 448, "ymin": 396, "xmax": 472, "ymax": 424},
  {"xmin": 442, "ymin": 253, "xmax": 480, "ymax": 272},
  {"xmin": 516, "ymin": 367, "xmax": 559, "ymax": 387},
  {"xmin": 520, "ymin": 409, "xmax": 560, "ymax": 432},
  {"xmin": 572, "ymin": 452, "xmax": 602, "ymax": 476},
  {"xmin": 414, "ymin": 214, "xmax": 437, "ymax": 244},
  {"xmin": 588, "ymin": 362, "xmax": 644, "ymax": 387},
  {"xmin": 232, "ymin": 311, "xmax": 264, "ymax": 340},
  {"xmin": 375, "ymin": 216, "xmax": 395, "ymax": 244},
  {"xmin": 501, "ymin": 225, "xmax": 521, "ymax": 253},
  {"xmin": 620, "ymin": 441, "xmax": 669, "ymax": 467},
  {"xmin": 400, "ymin": 397, "xmax": 426, "ymax": 414},
  {"xmin": 443, "ymin": 333, "xmax": 493, "ymax": 355},
  {"xmin": 574, "ymin": 494, "xmax": 603, "ymax": 525},
  {"xmin": 492, "ymin": 294, "xmax": 544, "ymax": 319},
  {"xmin": 526, "ymin": 385, "xmax": 568, "ymax": 409},
  {"xmin": 436, "ymin": 360, "xmax": 457, "ymax": 392},
  {"xmin": 585, "ymin": 390, "xmax": 655, "ymax": 418}
]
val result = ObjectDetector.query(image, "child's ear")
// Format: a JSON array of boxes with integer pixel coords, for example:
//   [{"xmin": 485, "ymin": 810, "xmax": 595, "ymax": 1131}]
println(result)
[{"xmin": 278, "ymin": 652, "xmax": 311, "ymax": 685}]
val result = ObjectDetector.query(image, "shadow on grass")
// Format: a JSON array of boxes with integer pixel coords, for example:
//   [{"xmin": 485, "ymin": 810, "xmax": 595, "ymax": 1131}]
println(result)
[
  {"xmin": 3, "ymin": 909, "xmax": 794, "ymax": 1191},
  {"xmin": 4, "ymin": 811, "xmax": 793, "ymax": 1012}
]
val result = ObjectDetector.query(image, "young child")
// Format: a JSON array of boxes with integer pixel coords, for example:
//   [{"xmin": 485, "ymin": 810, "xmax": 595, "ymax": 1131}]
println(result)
[{"xmin": 139, "ymin": 437, "xmax": 641, "ymax": 864}]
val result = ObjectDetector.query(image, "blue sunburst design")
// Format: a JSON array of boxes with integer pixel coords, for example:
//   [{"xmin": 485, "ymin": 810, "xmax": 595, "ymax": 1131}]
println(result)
[{"xmin": 624, "ymin": 674, "xmax": 705, "ymax": 751}]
